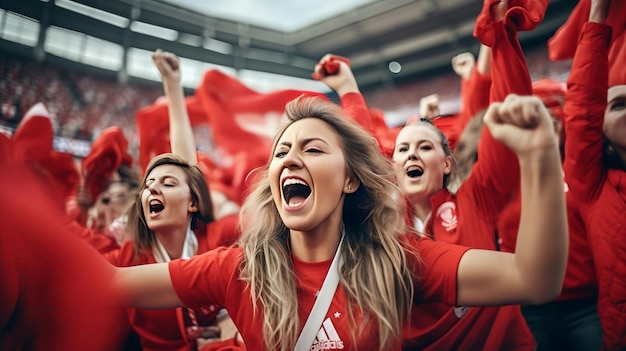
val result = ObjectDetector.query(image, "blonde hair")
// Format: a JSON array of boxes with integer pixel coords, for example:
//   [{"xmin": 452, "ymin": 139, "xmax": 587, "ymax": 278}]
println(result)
[{"xmin": 239, "ymin": 96, "xmax": 414, "ymax": 350}]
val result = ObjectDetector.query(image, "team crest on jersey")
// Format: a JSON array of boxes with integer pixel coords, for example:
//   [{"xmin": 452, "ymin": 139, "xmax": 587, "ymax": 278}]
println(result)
[
  {"xmin": 436, "ymin": 201, "xmax": 457, "ymax": 232},
  {"xmin": 311, "ymin": 317, "xmax": 344, "ymax": 350}
]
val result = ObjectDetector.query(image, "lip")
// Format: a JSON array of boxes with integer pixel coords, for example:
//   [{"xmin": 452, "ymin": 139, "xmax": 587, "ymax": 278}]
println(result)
[
  {"xmin": 146, "ymin": 197, "xmax": 164, "ymax": 219},
  {"xmin": 280, "ymin": 175, "xmax": 310, "ymax": 213}
]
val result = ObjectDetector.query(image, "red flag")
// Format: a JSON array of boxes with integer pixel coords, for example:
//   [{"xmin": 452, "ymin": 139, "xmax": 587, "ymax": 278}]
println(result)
[
  {"xmin": 11, "ymin": 103, "xmax": 79, "ymax": 206},
  {"xmin": 548, "ymin": 0, "xmax": 626, "ymax": 61},
  {"xmin": 81, "ymin": 126, "xmax": 133, "ymax": 202},
  {"xmin": 193, "ymin": 70, "xmax": 326, "ymax": 204}
]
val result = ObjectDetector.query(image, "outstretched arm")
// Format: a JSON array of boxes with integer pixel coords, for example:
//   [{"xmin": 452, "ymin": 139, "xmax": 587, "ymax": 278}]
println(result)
[
  {"xmin": 456, "ymin": 95, "xmax": 567, "ymax": 306},
  {"xmin": 114, "ymin": 263, "xmax": 182, "ymax": 309},
  {"xmin": 152, "ymin": 49, "xmax": 197, "ymax": 165}
]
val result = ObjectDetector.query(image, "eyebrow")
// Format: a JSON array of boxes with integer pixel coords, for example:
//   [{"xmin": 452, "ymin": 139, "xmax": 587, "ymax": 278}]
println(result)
[
  {"xmin": 145, "ymin": 175, "xmax": 180, "ymax": 183},
  {"xmin": 278, "ymin": 137, "xmax": 329, "ymax": 148}
]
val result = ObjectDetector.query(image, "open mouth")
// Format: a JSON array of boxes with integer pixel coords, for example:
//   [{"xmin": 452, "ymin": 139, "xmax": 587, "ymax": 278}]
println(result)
[
  {"xmin": 282, "ymin": 178, "xmax": 311, "ymax": 207},
  {"xmin": 406, "ymin": 165, "xmax": 424, "ymax": 178},
  {"xmin": 149, "ymin": 199, "xmax": 164, "ymax": 214}
]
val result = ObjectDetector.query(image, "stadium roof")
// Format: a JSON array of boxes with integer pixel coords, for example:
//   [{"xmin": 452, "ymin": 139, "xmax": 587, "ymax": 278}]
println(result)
[{"xmin": 1, "ymin": 0, "xmax": 575, "ymax": 92}]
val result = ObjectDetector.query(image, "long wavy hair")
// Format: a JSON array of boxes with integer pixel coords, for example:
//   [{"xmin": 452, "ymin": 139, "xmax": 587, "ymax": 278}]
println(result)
[
  {"xmin": 126, "ymin": 153, "xmax": 214, "ymax": 262},
  {"xmin": 239, "ymin": 96, "xmax": 415, "ymax": 351}
]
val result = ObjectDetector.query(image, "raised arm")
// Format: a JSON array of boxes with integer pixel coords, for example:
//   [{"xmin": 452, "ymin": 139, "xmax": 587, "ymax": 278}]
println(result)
[
  {"xmin": 456, "ymin": 95, "xmax": 567, "ymax": 306},
  {"xmin": 562, "ymin": 0, "xmax": 611, "ymax": 202},
  {"xmin": 152, "ymin": 49, "xmax": 197, "ymax": 165},
  {"xmin": 314, "ymin": 54, "xmax": 375, "ymax": 134}
]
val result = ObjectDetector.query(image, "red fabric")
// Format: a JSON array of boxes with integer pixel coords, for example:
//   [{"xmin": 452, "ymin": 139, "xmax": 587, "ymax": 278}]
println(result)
[
  {"xmin": 169, "ymin": 238, "xmax": 467, "ymax": 350},
  {"xmin": 0, "ymin": 139, "xmax": 124, "ymax": 351},
  {"xmin": 532, "ymin": 78, "xmax": 566, "ymax": 123},
  {"xmin": 497, "ymin": 183, "xmax": 597, "ymax": 301},
  {"xmin": 454, "ymin": 67, "xmax": 492, "ymax": 144},
  {"xmin": 104, "ymin": 214, "xmax": 241, "ymax": 351},
  {"xmin": 11, "ymin": 103, "xmax": 80, "ymax": 204},
  {"xmin": 562, "ymin": 22, "xmax": 625, "ymax": 350},
  {"xmin": 82, "ymin": 126, "xmax": 133, "ymax": 202},
  {"xmin": 194, "ymin": 70, "xmax": 325, "ymax": 204},
  {"xmin": 547, "ymin": 0, "xmax": 626, "ymax": 61},
  {"xmin": 403, "ymin": 187, "xmax": 534, "ymax": 349},
  {"xmin": 311, "ymin": 55, "xmax": 351, "ymax": 80},
  {"xmin": 11, "ymin": 102, "xmax": 53, "ymax": 162},
  {"xmin": 65, "ymin": 218, "xmax": 120, "ymax": 254},
  {"xmin": 136, "ymin": 70, "xmax": 325, "ymax": 205},
  {"xmin": 474, "ymin": 0, "xmax": 549, "ymax": 47},
  {"xmin": 199, "ymin": 338, "xmax": 245, "ymax": 351},
  {"xmin": 433, "ymin": 114, "xmax": 460, "ymax": 151},
  {"xmin": 609, "ymin": 31, "xmax": 626, "ymax": 87},
  {"xmin": 136, "ymin": 95, "xmax": 207, "ymax": 172}
]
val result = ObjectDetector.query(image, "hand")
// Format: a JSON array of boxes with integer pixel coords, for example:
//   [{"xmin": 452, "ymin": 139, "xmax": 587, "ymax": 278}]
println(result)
[
  {"xmin": 419, "ymin": 93, "xmax": 440, "ymax": 120},
  {"xmin": 313, "ymin": 54, "xmax": 359, "ymax": 96},
  {"xmin": 451, "ymin": 52, "xmax": 475, "ymax": 79},
  {"xmin": 152, "ymin": 49, "xmax": 181, "ymax": 85},
  {"xmin": 483, "ymin": 94, "xmax": 558, "ymax": 156},
  {"xmin": 491, "ymin": 0, "xmax": 508, "ymax": 22}
]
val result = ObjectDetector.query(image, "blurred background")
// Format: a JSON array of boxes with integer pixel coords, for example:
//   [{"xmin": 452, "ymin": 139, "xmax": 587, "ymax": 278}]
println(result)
[{"xmin": 0, "ymin": 0, "xmax": 575, "ymax": 159}]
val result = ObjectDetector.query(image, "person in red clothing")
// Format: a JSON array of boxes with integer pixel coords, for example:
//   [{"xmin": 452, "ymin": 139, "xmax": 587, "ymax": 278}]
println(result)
[
  {"xmin": 76, "ymin": 50, "xmax": 243, "ymax": 351},
  {"xmin": 0, "ymin": 123, "xmax": 123, "ymax": 351},
  {"xmin": 79, "ymin": 126, "xmax": 141, "ymax": 245},
  {"xmin": 112, "ymin": 92, "xmax": 568, "ymax": 351},
  {"xmin": 496, "ymin": 77, "xmax": 602, "ymax": 351},
  {"xmin": 557, "ymin": 0, "xmax": 626, "ymax": 348}
]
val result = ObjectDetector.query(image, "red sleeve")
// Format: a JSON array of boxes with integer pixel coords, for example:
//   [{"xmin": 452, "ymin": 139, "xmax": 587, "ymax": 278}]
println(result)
[
  {"xmin": 339, "ymin": 92, "xmax": 400, "ymax": 157},
  {"xmin": 169, "ymin": 247, "xmax": 242, "ymax": 309},
  {"xmin": 405, "ymin": 235, "xmax": 470, "ymax": 306},
  {"xmin": 470, "ymin": 11, "xmax": 540, "ymax": 203},
  {"xmin": 456, "ymin": 67, "xmax": 492, "ymax": 136},
  {"xmin": 563, "ymin": 23, "xmax": 612, "ymax": 202},
  {"xmin": 339, "ymin": 92, "xmax": 375, "ymax": 135}
]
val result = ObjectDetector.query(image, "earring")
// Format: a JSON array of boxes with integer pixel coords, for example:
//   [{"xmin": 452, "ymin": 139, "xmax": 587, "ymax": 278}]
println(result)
[{"xmin": 346, "ymin": 184, "xmax": 352, "ymax": 192}]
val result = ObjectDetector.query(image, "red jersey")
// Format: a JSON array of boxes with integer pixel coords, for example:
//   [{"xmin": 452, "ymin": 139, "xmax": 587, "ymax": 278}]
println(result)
[
  {"xmin": 106, "ymin": 214, "xmax": 241, "ymax": 351},
  {"xmin": 563, "ymin": 22, "xmax": 626, "ymax": 350},
  {"xmin": 169, "ymin": 237, "xmax": 468, "ymax": 350}
]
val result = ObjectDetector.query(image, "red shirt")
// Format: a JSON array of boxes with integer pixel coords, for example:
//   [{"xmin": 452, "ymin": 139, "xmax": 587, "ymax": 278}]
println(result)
[
  {"xmin": 106, "ymin": 214, "xmax": 241, "ymax": 351},
  {"xmin": 169, "ymin": 237, "xmax": 468, "ymax": 350},
  {"xmin": 563, "ymin": 22, "xmax": 625, "ymax": 350}
]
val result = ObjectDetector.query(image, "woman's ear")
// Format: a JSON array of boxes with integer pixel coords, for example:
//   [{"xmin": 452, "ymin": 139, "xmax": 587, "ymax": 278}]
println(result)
[
  {"xmin": 344, "ymin": 178, "xmax": 360, "ymax": 194},
  {"xmin": 444, "ymin": 155, "xmax": 453, "ymax": 175},
  {"xmin": 188, "ymin": 201, "xmax": 198, "ymax": 213}
]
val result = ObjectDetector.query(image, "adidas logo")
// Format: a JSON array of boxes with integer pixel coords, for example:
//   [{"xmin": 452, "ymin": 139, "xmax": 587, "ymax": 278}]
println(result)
[{"xmin": 311, "ymin": 317, "xmax": 345, "ymax": 350}]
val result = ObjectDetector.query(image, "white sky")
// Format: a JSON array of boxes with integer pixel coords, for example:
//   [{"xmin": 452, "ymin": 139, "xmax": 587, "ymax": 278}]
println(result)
[{"xmin": 162, "ymin": 0, "xmax": 376, "ymax": 32}]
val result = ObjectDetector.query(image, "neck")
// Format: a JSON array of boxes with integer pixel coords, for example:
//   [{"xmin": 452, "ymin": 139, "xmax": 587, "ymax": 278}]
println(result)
[
  {"xmin": 154, "ymin": 224, "xmax": 189, "ymax": 260},
  {"xmin": 410, "ymin": 196, "xmax": 432, "ymax": 224},
  {"xmin": 289, "ymin": 222, "xmax": 343, "ymax": 263}
]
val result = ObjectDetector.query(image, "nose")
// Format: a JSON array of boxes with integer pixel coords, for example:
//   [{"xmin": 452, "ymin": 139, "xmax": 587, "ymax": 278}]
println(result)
[
  {"xmin": 282, "ymin": 150, "xmax": 302, "ymax": 169},
  {"xmin": 408, "ymin": 146, "xmax": 419, "ymax": 161},
  {"xmin": 147, "ymin": 182, "xmax": 161, "ymax": 194}
]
